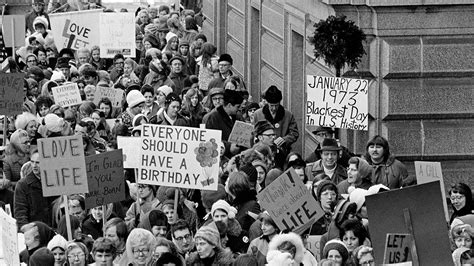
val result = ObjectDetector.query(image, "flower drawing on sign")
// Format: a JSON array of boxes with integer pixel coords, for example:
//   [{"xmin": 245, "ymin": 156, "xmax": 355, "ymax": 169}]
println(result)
[{"xmin": 194, "ymin": 138, "xmax": 219, "ymax": 187}]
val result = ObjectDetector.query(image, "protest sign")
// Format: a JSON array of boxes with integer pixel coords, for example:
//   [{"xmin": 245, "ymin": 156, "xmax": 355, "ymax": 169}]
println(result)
[
  {"xmin": 306, "ymin": 75, "xmax": 369, "ymax": 131},
  {"xmin": 50, "ymin": 10, "xmax": 101, "ymax": 51},
  {"xmin": 366, "ymin": 182, "xmax": 453, "ymax": 265},
  {"xmin": 306, "ymin": 235, "xmax": 322, "ymax": 262},
  {"xmin": 228, "ymin": 121, "xmax": 254, "ymax": 148},
  {"xmin": 383, "ymin": 234, "xmax": 412, "ymax": 264},
  {"xmin": 0, "ymin": 208, "xmax": 19, "ymax": 266},
  {"xmin": 85, "ymin": 150, "xmax": 126, "ymax": 209},
  {"xmin": 93, "ymin": 87, "xmax": 124, "ymax": 107},
  {"xmin": 38, "ymin": 135, "xmax": 89, "ymax": 197},
  {"xmin": 117, "ymin": 136, "xmax": 141, "ymax": 168},
  {"xmin": 106, "ymin": 118, "xmax": 121, "ymax": 132},
  {"xmin": 257, "ymin": 168, "xmax": 324, "ymax": 234},
  {"xmin": 0, "ymin": 15, "xmax": 25, "ymax": 47},
  {"xmin": 414, "ymin": 161, "xmax": 448, "ymax": 222},
  {"xmin": 51, "ymin": 83, "xmax": 82, "ymax": 107},
  {"xmin": 139, "ymin": 124, "xmax": 222, "ymax": 190},
  {"xmin": 0, "ymin": 73, "xmax": 25, "ymax": 116},
  {"xmin": 99, "ymin": 13, "xmax": 136, "ymax": 58}
]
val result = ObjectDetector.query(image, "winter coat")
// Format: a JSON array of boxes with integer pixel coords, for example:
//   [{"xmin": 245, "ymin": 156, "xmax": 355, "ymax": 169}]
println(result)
[
  {"xmin": 186, "ymin": 248, "xmax": 234, "ymax": 265},
  {"xmin": 125, "ymin": 198, "xmax": 162, "ymax": 232},
  {"xmin": 209, "ymin": 219, "xmax": 249, "ymax": 255},
  {"xmin": 306, "ymin": 159, "xmax": 347, "ymax": 185},
  {"xmin": 14, "ymin": 172, "xmax": 56, "ymax": 229},
  {"xmin": 365, "ymin": 155, "xmax": 414, "ymax": 189},
  {"xmin": 203, "ymin": 105, "xmax": 237, "ymax": 157},
  {"xmin": 253, "ymin": 105, "xmax": 299, "ymax": 151},
  {"xmin": 168, "ymin": 72, "xmax": 188, "ymax": 95},
  {"xmin": 248, "ymin": 235, "xmax": 272, "ymax": 266},
  {"xmin": 155, "ymin": 110, "xmax": 189, "ymax": 127},
  {"xmin": 267, "ymin": 233, "xmax": 305, "ymax": 266},
  {"xmin": 196, "ymin": 55, "xmax": 219, "ymax": 92},
  {"xmin": 25, "ymin": 12, "xmax": 51, "ymax": 34},
  {"xmin": 144, "ymin": 71, "xmax": 176, "ymax": 92},
  {"xmin": 3, "ymin": 152, "xmax": 30, "ymax": 184},
  {"xmin": 232, "ymin": 190, "xmax": 260, "ymax": 232},
  {"xmin": 306, "ymin": 144, "xmax": 355, "ymax": 168},
  {"xmin": 337, "ymin": 178, "xmax": 373, "ymax": 195}
]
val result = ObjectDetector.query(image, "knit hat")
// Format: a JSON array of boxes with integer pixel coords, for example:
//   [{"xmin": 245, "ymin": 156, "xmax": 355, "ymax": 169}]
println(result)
[
  {"xmin": 10, "ymin": 129, "xmax": 29, "ymax": 146},
  {"xmin": 218, "ymin": 53, "xmax": 233, "ymax": 65},
  {"xmin": 157, "ymin": 85, "xmax": 173, "ymax": 97},
  {"xmin": 144, "ymin": 24, "xmax": 158, "ymax": 37},
  {"xmin": 44, "ymin": 113, "xmax": 65, "ymax": 133},
  {"xmin": 156, "ymin": 16, "xmax": 170, "ymax": 32},
  {"xmin": 50, "ymin": 71, "xmax": 66, "ymax": 82},
  {"xmin": 208, "ymin": 87, "xmax": 224, "ymax": 97},
  {"xmin": 322, "ymin": 239, "xmax": 349, "ymax": 263},
  {"xmin": 29, "ymin": 247, "xmax": 55, "ymax": 266},
  {"xmin": 201, "ymin": 184, "xmax": 227, "ymax": 210},
  {"xmin": 265, "ymin": 168, "xmax": 283, "ymax": 187},
  {"xmin": 169, "ymin": 55, "xmax": 185, "ymax": 65},
  {"xmin": 195, "ymin": 33, "xmax": 207, "ymax": 42},
  {"xmin": 254, "ymin": 120, "xmax": 274, "ymax": 136},
  {"xmin": 195, "ymin": 224, "xmax": 221, "ymax": 248},
  {"xmin": 252, "ymin": 160, "xmax": 267, "ymax": 174},
  {"xmin": 33, "ymin": 16, "xmax": 48, "ymax": 29},
  {"xmin": 15, "ymin": 112, "xmax": 38, "ymax": 130},
  {"xmin": 178, "ymin": 40, "xmax": 189, "ymax": 48},
  {"xmin": 47, "ymin": 234, "xmax": 68, "ymax": 251},
  {"xmin": 165, "ymin": 32, "xmax": 178, "ymax": 43},
  {"xmin": 143, "ymin": 34, "xmax": 160, "ymax": 48},
  {"xmin": 258, "ymin": 211, "xmax": 278, "ymax": 230},
  {"xmin": 126, "ymin": 90, "xmax": 146, "ymax": 108},
  {"xmin": 239, "ymin": 163, "xmax": 258, "ymax": 184},
  {"xmin": 333, "ymin": 199, "xmax": 357, "ymax": 225},
  {"xmin": 245, "ymin": 102, "xmax": 260, "ymax": 113},
  {"xmin": 348, "ymin": 188, "xmax": 369, "ymax": 212},
  {"xmin": 33, "ymin": 0, "xmax": 45, "ymax": 4},
  {"xmin": 28, "ymin": 66, "xmax": 44, "ymax": 79},
  {"xmin": 263, "ymin": 85, "xmax": 282, "ymax": 103},
  {"xmin": 56, "ymin": 57, "xmax": 70, "ymax": 69},
  {"xmin": 318, "ymin": 138, "xmax": 342, "ymax": 151},
  {"xmin": 316, "ymin": 180, "xmax": 338, "ymax": 201},
  {"xmin": 211, "ymin": 199, "xmax": 237, "ymax": 219}
]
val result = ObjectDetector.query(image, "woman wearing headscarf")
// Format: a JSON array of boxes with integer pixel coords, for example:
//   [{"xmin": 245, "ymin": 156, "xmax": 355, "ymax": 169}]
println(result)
[
  {"xmin": 155, "ymin": 93, "xmax": 189, "ymax": 126},
  {"xmin": 20, "ymin": 221, "xmax": 56, "ymax": 264},
  {"xmin": 2, "ymin": 129, "xmax": 31, "ymax": 190},
  {"xmin": 186, "ymin": 224, "xmax": 234, "ymax": 265},
  {"xmin": 337, "ymin": 157, "xmax": 373, "ymax": 195}
]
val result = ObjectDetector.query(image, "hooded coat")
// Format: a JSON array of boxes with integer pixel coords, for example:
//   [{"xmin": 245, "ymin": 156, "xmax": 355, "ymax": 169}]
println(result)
[
  {"xmin": 186, "ymin": 248, "xmax": 234, "ymax": 265},
  {"xmin": 232, "ymin": 189, "xmax": 260, "ymax": 232},
  {"xmin": 266, "ymin": 232, "xmax": 305, "ymax": 266},
  {"xmin": 365, "ymin": 155, "xmax": 414, "ymax": 189}
]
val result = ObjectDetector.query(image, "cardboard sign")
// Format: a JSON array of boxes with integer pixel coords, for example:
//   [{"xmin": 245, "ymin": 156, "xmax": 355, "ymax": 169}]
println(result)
[
  {"xmin": 93, "ymin": 87, "xmax": 124, "ymax": 107},
  {"xmin": 366, "ymin": 182, "xmax": 453, "ymax": 265},
  {"xmin": 117, "ymin": 136, "xmax": 141, "ymax": 168},
  {"xmin": 228, "ymin": 121, "xmax": 254, "ymax": 148},
  {"xmin": 50, "ymin": 10, "xmax": 101, "ymax": 51},
  {"xmin": 414, "ymin": 161, "xmax": 449, "ymax": 222},
  {"xmin": 99, "ymin": 13, "xmax": 136, "ymax": 58},
  {"xmin": 306, "ymin": 75, "xmax": 369, "ymax": 131},
  {"xmin": 38, "ymin": 135, "xmax": 89, "ymax": 197},
  {"xmin": 51, "ymin": 83, "xmax": 82, "ymax": 107},
  {"xmin": 0, "ymin": 15, "xmax": 25, "ymax": 47},
  {"xmin": 306, "ymin": 235, "xmax": 322, "ymax": 262},
  {"xmin": 85, "ymin": 150, "xmax": 126, "ymax": 209},
  {"xmin": 257, "ymin": 168, "xmax": 324, "ymax": 234},
  {"xmin": 139, "ymin": 124, "xmax": 222, "ymax": 190},
  {"xmin": 0, "ymin": 73, "xmax": 25, "ymax": 116},
  {"xmin": 0, "ymin": 208, "xmax": 19, "ymax": 266},
  {"xmin": 383, "ymin": 234, "xmax": 412, "ymax": 264}
]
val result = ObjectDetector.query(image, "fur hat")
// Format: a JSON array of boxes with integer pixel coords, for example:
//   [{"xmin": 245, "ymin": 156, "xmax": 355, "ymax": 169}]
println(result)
[
  {"xmin": 157, "ymin": 85, "xmax": 173, "ymax": 97},
  {"xmin": 263, "ymin": 85, "xmax": 282, "ymax": 103},
  {"xmin": 201, "ymin": 184, "xmax": 227, "ymax": 210},
  {"xmin": 254, "ymin": 120, "xmax": 274, "ymax": 136},
  {"xmin": 267, "ymin": 232, "xmax": 305, "ymax": 264},
  {"xmin": 318, "ymin": 138, "xmax": 342, "ymax": 151},
  {"xmin": 47, "ymin": 234, "xmax": 68, "ymax": 251},
  {"xmin": 33, "ymin": 16, "xmax": 48, "ymax": 29},
  {"xmin": 266, "ymin": 250, "xmax": 294, "ymax": 266},
  {"xmin": 169, "ymin": 55, "xmax": 185, "ymax": 65},
  {"xmin": 195, "ymin": 224, "xmax": 221, "ymax": 248},
  {"xmin": 10, "ymin": 129, "xmax": 29, "ymax": 146},
  {"xmin": 211, "ymin": 199, "xmax": 237, "ymax": 219},
  {"xmin": 126, "ymin": 90, "xmax": 146, "ymax": 108},
  {"xmin": 218, "ymin": 53, "xmax": 233, "ymax": 65},
  {"xmin": 15, "ymin": 112, "xmax": 38, "ymax": 130},
  {"xmin": 239, "ymin": 163, "xmax": 258, "ymax": 184},
  {"xmin": 322, "ymin": 239, "xmax": 349, "ymax": 263},
  {"xmin": 29, "ymin": 247, "xmax": 55, "ymax": 266}
]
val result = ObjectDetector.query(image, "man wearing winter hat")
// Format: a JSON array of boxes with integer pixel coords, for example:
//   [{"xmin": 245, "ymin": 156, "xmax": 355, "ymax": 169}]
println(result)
[
  {"xmin": 26, "ymin": 0, "xmax": 50, "ymax": 35},
  {"xmin": 56, "ymin": 57, "xmax": 71, "ymax": 81},
  {"xmin": 253, "ymin": 85, "xmax": 299, "ymax": 157},
  {"xmin": 307, "ymin": 138, "xmax": 347, "ymax": 185},
  {"xmin": 119, "ymin": 90, "xmax": 146, "ymax": 129},
  {"xmin": 208, "ymin": 53, "xmax": 234, "ymax": 89},
  {"xmin": 168, "ymin": 56, "xmax": 188, "ymax": 95},
  {"xmin": 204, "ymin": 89, "xmax": 244, "ymax": 157}
]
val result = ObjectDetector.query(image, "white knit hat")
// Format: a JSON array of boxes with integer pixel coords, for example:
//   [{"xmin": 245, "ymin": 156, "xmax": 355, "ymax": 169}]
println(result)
[
  {"xmin": 211, "ymin": 199, "xmax": 237, "ymax": 219},
  {"xmin": 126, "ymin": 90, "xmax": 146, "ymax": 108},
  {"xmin": 157, "ymin": 85, "xmax": 173, "ymax": 97},
  {"xmin": 47, "ymin": 234, "xmax": 67, "ymax": 251},
  {"xmin": 44, "ymin": 113, "xmax": 65, "ymax": 133},
  {"xmin": 50, "ymin": 71, "xmax": 65, "ymax": 82}
]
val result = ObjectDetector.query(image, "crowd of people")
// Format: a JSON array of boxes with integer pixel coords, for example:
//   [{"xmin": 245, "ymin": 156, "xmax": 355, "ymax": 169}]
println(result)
[{"xmin": 0, "ymin": 0, "xmax": 473, "ymax": 265}]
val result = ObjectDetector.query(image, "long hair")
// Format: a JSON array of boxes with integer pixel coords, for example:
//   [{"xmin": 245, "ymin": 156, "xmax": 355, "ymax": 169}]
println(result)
[
  {"xmin": 365, "ymin": 135, "xmax": 391, "ymax": 163},
  {"xmin": 200, "ymin": 43, "xmax": 217, "ymax": 67}
]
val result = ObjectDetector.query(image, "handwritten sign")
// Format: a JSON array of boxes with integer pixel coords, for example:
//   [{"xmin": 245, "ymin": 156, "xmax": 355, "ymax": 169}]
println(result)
[
  {"xmin": 383, "ymin": 234, "xmax": 412, "ymax": 264},
  {"xmin": 414, "ymin": 161, "xmax": 448, "ymax": 222},
  {"xmin": 257, "ymin": 168, "xmax": 324, "ymax": 234},
  {"xmin": 50, "ymin": 10, "xmax": 101, "ymax": 50},
  {"xmin": 306, "ymin": 75, "xmax": 369, "ymax": 131},
  {"xmin": 99, "ymin": 13, "xmax": 136, "ymax": 58},
  {"xmin": 139, "ymin": 124, "xmax": 221, "ymax": 190},
  {"xmin": 93, "ymin": 87, "xmax": 124, "ymax": 108},
  {"xmin": 117, "ymin": 136, "xmax": 141, "ymax": 168},
  {"xmin": 51, "ymin": 83, "xmax": 82, "ymax": 107},
  {"xmin": 0, "ymin": 208, "xmax": 19, "ymax": 266},
  {"xmin": 228, "ymin": 121, "xmax": 253, "ymax": 148},
  {"xmin": 306, "ymin": 235, "xmax": 322, "ymax": 262},
  {"xmin": 85, "ymin": 150, "xmax": 126, "ymax": 209},
  {"xmin": 0, "ymin": 73, "xmax": 25, "ymax": 116},
  {"xmin": 38, "ymin": 135, "xmax": 89, "ymax": 197}
]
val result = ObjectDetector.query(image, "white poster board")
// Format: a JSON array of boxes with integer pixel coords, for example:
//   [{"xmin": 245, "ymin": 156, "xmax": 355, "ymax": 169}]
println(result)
[
  {"xmin": 0, "ymin": 208, "xmax": 19, "ymax": 266},
  {"xmin": 139, "ymin": 124, "xmax": 221, "ymax": 190},
  {"xmin": 117, "ymin": 136, "xmax": 141, "ymax": 168},
  {"xmin": 99, "ymin": 13, "xmax": 136, "ymax": 58},
  {"xmin": 306, "ymin": 75, "xmax": 369, "ymax": 130},
  {"xmin": 93, "ymin": 87, "xmax": 124, "ymax": 107},
  {"xmin": 51, "ymin": 83, "xmax": 82, "ymax": 107},
  {"xmin": 50, "ymin": 10, "xmax": 101, "ymax": 51}
]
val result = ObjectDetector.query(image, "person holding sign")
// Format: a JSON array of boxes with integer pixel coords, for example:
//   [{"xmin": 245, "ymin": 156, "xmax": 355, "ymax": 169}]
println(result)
[
  {"xmin": 125, "ymin": 184, "xmax": 161, "ymax": 232},
  {"xmin": 364, "ymin": 135, "xmax": 414, "ymax": 189}
]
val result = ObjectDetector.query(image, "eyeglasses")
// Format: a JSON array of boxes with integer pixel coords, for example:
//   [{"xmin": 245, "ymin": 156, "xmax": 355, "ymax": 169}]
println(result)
[
  {"xmin": 218, "ymin": 63, "xmax": 231, "ymax": 67},
  {"xmin": 133, "ymin": 248, "xmax": 150, "ymax": 255},
  {"xmin": 137, "ymin": 185, "xmax": 149, "ymax": 190},
  {"xmin": 27, "ymin": 60, "xmax": 37, "ymax": 63},
  {"xmin": 451, "ymin": 195, "xmax": 465, "ymax": 201},
  {"xmin": 360, "ymin": 261, "xmax": 375, "ymax": 266},
  {"xmin": 319, "ymin": 191, "xmax": 337, "ymax": 198},
  {"xmin": 174, "ymin": 234, "xmax": 192, "ymax": 242},
  {"xmin": 67, "ymin": 253, "xmax": 85, "ymax": 260},
  {"xmin": 212, "ymin": 97, "xmax": 224, "ymax": 101}
]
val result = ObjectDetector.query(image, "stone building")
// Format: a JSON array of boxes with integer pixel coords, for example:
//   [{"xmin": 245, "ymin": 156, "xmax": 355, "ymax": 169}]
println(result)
[{"xmin": 202, "ymin": 0, "xmax": 474, "ymax": 186}]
